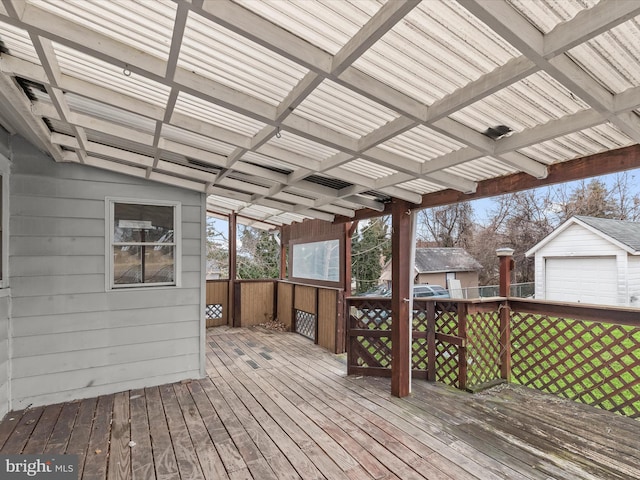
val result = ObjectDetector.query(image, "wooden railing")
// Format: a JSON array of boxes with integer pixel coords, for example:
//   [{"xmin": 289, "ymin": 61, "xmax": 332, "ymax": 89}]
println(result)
[{"xmin": 346, "ymin": 296, "xmax": 640, "ymax": 418}]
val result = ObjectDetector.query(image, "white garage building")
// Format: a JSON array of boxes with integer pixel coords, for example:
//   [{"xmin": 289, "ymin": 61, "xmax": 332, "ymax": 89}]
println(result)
[{"xmin": 526, "ymin": 216, "xmax": 640, "ymax": 307}]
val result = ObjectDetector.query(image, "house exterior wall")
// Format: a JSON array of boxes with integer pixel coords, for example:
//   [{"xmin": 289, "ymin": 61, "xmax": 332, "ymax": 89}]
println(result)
[
  {"xmin": 0, "ymin": 294, "xmax": 9, "ymax": 418},
  {"xmin": 8, "ymin": 137, "xmax": 205, "ymax": 409},
  {"xmin": 533, "ymin": 223, "xmax": 628, "ymax": 305},
  {"xmin": 0, "ymin": 134, "xmax": 10, "ymax": 417},
  {"xmin": 415, "ymin": 271, "xmax": 478, "ymax": 289}
]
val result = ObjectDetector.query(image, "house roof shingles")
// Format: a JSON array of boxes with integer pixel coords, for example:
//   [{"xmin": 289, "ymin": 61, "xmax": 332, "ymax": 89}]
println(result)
[
  {"xmin": 575, "ymin": 216, "xmax": 640, "ymax": 253},
  {"xmin": 414, "ymin": 247, "xmax": 481, "ymax": 273}
]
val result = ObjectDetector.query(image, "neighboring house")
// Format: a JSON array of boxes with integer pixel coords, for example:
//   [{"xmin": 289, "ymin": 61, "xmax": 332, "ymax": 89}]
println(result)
[
  {"xmin": 526, "ymin": 216, "xmax": 640, "ymax": 307},
  {"xmin": 0, "ymin": 134, "xmax": 206, "ymax": 416},
  {"xmin": 380, "ymin": 247, "xmax": 481, "ymax": 290}
]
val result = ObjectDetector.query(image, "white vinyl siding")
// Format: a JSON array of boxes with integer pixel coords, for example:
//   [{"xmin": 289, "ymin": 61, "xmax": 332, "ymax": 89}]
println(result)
[
  {"xmin": 0, "ymin": 294, "xmax": 9, "ymax": 418},
  {"xmin": 628, "ymin": 256, "xmax": 640, "ymax": 307},
  {"xmin": 8, "ymin": 137, "xmax": 205, "ymax": 409},
  {"xmin": 0, "ymin": 148, "xmax": 10, "ymax": 417}
]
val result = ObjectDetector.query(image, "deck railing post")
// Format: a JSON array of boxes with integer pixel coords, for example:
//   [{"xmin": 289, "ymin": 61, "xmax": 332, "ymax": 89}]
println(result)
[
  {"xmin": 457, "ymin": 302, "xmax": 468, "ymax": 390},
  {"xmin": 497, "ymin": 248, "xmax": 514, "ymax": 381}
]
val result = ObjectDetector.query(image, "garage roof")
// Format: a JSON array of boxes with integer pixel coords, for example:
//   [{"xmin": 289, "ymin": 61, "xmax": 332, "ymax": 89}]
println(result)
[
  {"xmin": 1, "ymin": 1, "xmax": 640, "ymax": 228},
  {"xmin": 527, "ymin": 215, "xmax": 640, "ymax": 256}
]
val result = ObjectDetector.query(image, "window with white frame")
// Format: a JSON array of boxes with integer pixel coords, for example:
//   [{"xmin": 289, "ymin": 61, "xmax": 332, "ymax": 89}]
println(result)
[{"xmin": 108, "ymin": 199, "xmax": 180, "ymax": 288}]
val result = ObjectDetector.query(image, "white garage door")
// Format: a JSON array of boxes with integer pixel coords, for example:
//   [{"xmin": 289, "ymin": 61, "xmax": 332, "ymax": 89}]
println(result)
[{"xmin": 545, "ymin": 257, "xmax": 618, "ymax": 305}]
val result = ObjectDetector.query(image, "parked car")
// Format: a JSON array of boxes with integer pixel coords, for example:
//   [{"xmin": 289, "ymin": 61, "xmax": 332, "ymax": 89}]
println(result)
[
  {"xmin": 360, "ymin": 285, "xmax": 391, "ymax": 297},
  {"xmin": 413, "ymin": 285, "xmax": 450, "ymax": 298},
  {"xmin": 356, "ymin": 284, "xmax": 450, "ymax": 298}
]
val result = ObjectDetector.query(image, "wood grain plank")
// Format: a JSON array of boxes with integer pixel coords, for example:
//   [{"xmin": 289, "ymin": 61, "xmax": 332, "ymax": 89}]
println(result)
[
  {"xmin": 44, "ymin": 402, "xmax": 80, "ymax": 454},
  {"xmin": 158, "ymin": 383, "xmax": 205, "ymax": 480},
  {"xmin": 107, "ymin": 392, "xmax": 131, "ymax": 480},
  {"xmin": 145, "ymin": 386, "xmax": 179, "ymax": 480},
  {"xmin": 129, "ymin": 389, "xmax": 154, "ymax": 480},
  {"xmin": 83, "ymin": 394, "xmax": 114, "ymax": 480},
  {"xmin": 66, "ymin": 397, "xmax": 98, "ymax": 478},
  {"xmin": 0, "ymin": 407, "xmax": 44, "ymax": 453},
  {"xmin": 189, "ymin": 379, "xmax": 247, "ymax": 475},
  {"xmin": 173, "ymin": 382, "xmax": 229, "ymax": 480},
  {"xmin": 209, "ymin": 347, "xmax": 327, "ymax": 480},
  {"xmin": 22, "ymin": 403, "xmax": 63, "ymax": 454},
  {"xmin": 199, "ymin": 377, "xmax": 279, "ymax": 480},
  {"xmin": 0, "ymin": 410, "xmax": 24, "ymax": 451}
]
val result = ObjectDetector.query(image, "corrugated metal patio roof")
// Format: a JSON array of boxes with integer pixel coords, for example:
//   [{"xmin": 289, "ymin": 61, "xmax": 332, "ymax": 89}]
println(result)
[{"xmin": 1, "ymin": 0, "xmax": 639, "ymax": 228}]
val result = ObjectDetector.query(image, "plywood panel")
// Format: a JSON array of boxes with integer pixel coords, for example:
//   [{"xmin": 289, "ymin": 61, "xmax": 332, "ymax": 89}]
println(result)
[
  {"xmin": 206, "ymin": 280, "xmax": 228, "ymax": 327},
  {"xmin": 240, "ymin": 282, "xmax": 275, "ymax": 327},
  {"xmin": 317, "ymin": 289, "xmax": 337, "ymax": 352},
  {"xmin": 277, "ymin": 282, "xmax": 293, "ymax": 330},
  {"xmin": 294, "ymin": 285, "xmax": 317, "ymax": 314}
]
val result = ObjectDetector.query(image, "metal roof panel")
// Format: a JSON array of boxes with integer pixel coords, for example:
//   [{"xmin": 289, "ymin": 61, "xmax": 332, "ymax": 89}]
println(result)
[
  {"xmin": 353, "ymin": 0, "xmax": 521, "ymax": 105},
  {"xmin": 233, "ymin": 0, "xmax": 382, "ymax": 55},
  {"xmin": 0, "ymin": 21, "xmax": 39, "ymax": 64},
  {"xmin": 294, "ymin": 79, "xmax": 400, "ymax": 138},
  {"xmin": 180, "ymin": 11, "xmax": 308, "ymax": 106},
  {"xmin": 33, "ymin": 0, "xmax": 176, "ymax": 60},
  {"xmin": 567, "ymin": 17, "xmax": 640, "ymax": 94}
]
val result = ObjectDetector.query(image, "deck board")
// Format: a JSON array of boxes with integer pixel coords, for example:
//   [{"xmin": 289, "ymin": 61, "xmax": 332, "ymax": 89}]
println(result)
[{"xmin": 0, "ymin": 326, "xmax": 638, "ymax": 479}]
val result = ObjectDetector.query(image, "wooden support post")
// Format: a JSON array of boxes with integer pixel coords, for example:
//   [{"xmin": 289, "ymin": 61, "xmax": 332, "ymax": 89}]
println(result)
[
  {"xmin": 391, "ymin": 200, "xmax": 411, "ymax": 398},
  {"xmin": 345, "ymin": 221, "xmax": 357, "ymax": 297},
  {"xmin": 279, "ymin": 226, "xmax": 287, "ymax": 280},
  {"xmin": 426, "ymin": 301, "xmax": 436, "ymax": 382},
  {"xmin": 457, "ymin": 302, "xmax": 468, "ymax": 391},
  {"xmin": 228, "ymin": 212, "xmax": 237, "ymax": 327},
  {"xmin": 497, "ymin": 247, "xmax": 514, "ymax": 381}
]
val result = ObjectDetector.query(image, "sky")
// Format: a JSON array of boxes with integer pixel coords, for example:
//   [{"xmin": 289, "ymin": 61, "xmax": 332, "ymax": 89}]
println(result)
[{"xmin": 207, "ymin": 168, "xmax": 640, "ymax": 237}]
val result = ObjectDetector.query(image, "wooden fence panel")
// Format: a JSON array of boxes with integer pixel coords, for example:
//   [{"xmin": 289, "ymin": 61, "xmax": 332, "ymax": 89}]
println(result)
[
  {"xmin": 239, "ymin": 281, "xmax": 276, "ymax": 327},
  {"xmin": 317, "ymin": 289, "xmax": 337, "ymax": 352},
  {"xmin": 277, "ymin": 282, "xmax": 293, "ymax": 330},
  {"xmin": 294, "ymin": 285, "xmax": 317, "ymax": 314},
  {"xmin": 205, "ymin": 280, "xmax": 228, "ymax": 327}
]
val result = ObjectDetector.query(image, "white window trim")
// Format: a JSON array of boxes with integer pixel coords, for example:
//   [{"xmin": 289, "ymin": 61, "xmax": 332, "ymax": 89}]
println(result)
[
  {"xmin": 105, "ymin": 197, "xmax": 182, "ymax": 291},
  {"xmin": 0, "ymin": 153, "xmax": 9, "ymax": 289}
]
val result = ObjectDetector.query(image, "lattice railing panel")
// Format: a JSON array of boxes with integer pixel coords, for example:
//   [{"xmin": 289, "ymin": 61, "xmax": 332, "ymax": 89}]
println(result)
[
  {"xmin": 348, "ymin": 299, "xmax": 392, "ymax": 374},
  {"xmin": 511, "ymin": 312, "xmax": 640, "ymax": 418},
  {"xmin": 411, "ymin": 305, "xmax": 429, "ymax": 375},
  {"xmin": 206, "ymin": 303, "xmax": 223, "ymax": 320},
  {"xmin": 435, "ymin": 302, "xmax": 459, "ymax": 336},
  {"xmin": 435, "ymin": 341, "xmax": 460, "ymax": 387},
  {"xmin": 295, "ymin": 309, "xmax": 316, "ymax": 341},
  {"xmin": 352, "ymin": 336, "xmax": 393, "ymax": 368},
  {"xmin": 466, "ymin": 311, "xmax": 501, "ymax": 388}
]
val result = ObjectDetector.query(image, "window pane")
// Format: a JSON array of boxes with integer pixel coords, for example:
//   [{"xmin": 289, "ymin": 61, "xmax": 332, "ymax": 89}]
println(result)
[
  {"xmin": 114, "ymin": 204, "xmax": 174, "ymax": 243},
  {"xmin": 114, "ymin": 245, "xmax": 143, "ymax": 284},
  {"xmin": 144, "ymin": 245, "xmax": 174, "ymax": 283},
  {"xmin": 113, "ymin": 245, "xmax": 175, "ymax": 285},
  {"xmin": 292, "ymin": 239, "xmax": 340, "ymax": 282}
]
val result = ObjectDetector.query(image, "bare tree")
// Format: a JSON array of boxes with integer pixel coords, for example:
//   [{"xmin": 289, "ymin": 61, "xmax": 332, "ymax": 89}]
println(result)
[{"xmin": 418, "ymin": 202, "xmax": 474, "ymax": 248}]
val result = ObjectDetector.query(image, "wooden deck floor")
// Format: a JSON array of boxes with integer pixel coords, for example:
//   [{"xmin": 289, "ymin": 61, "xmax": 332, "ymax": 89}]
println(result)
[{"xmin": 1, "ymin": 326, "xmax": 639, "ymax": 479}]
